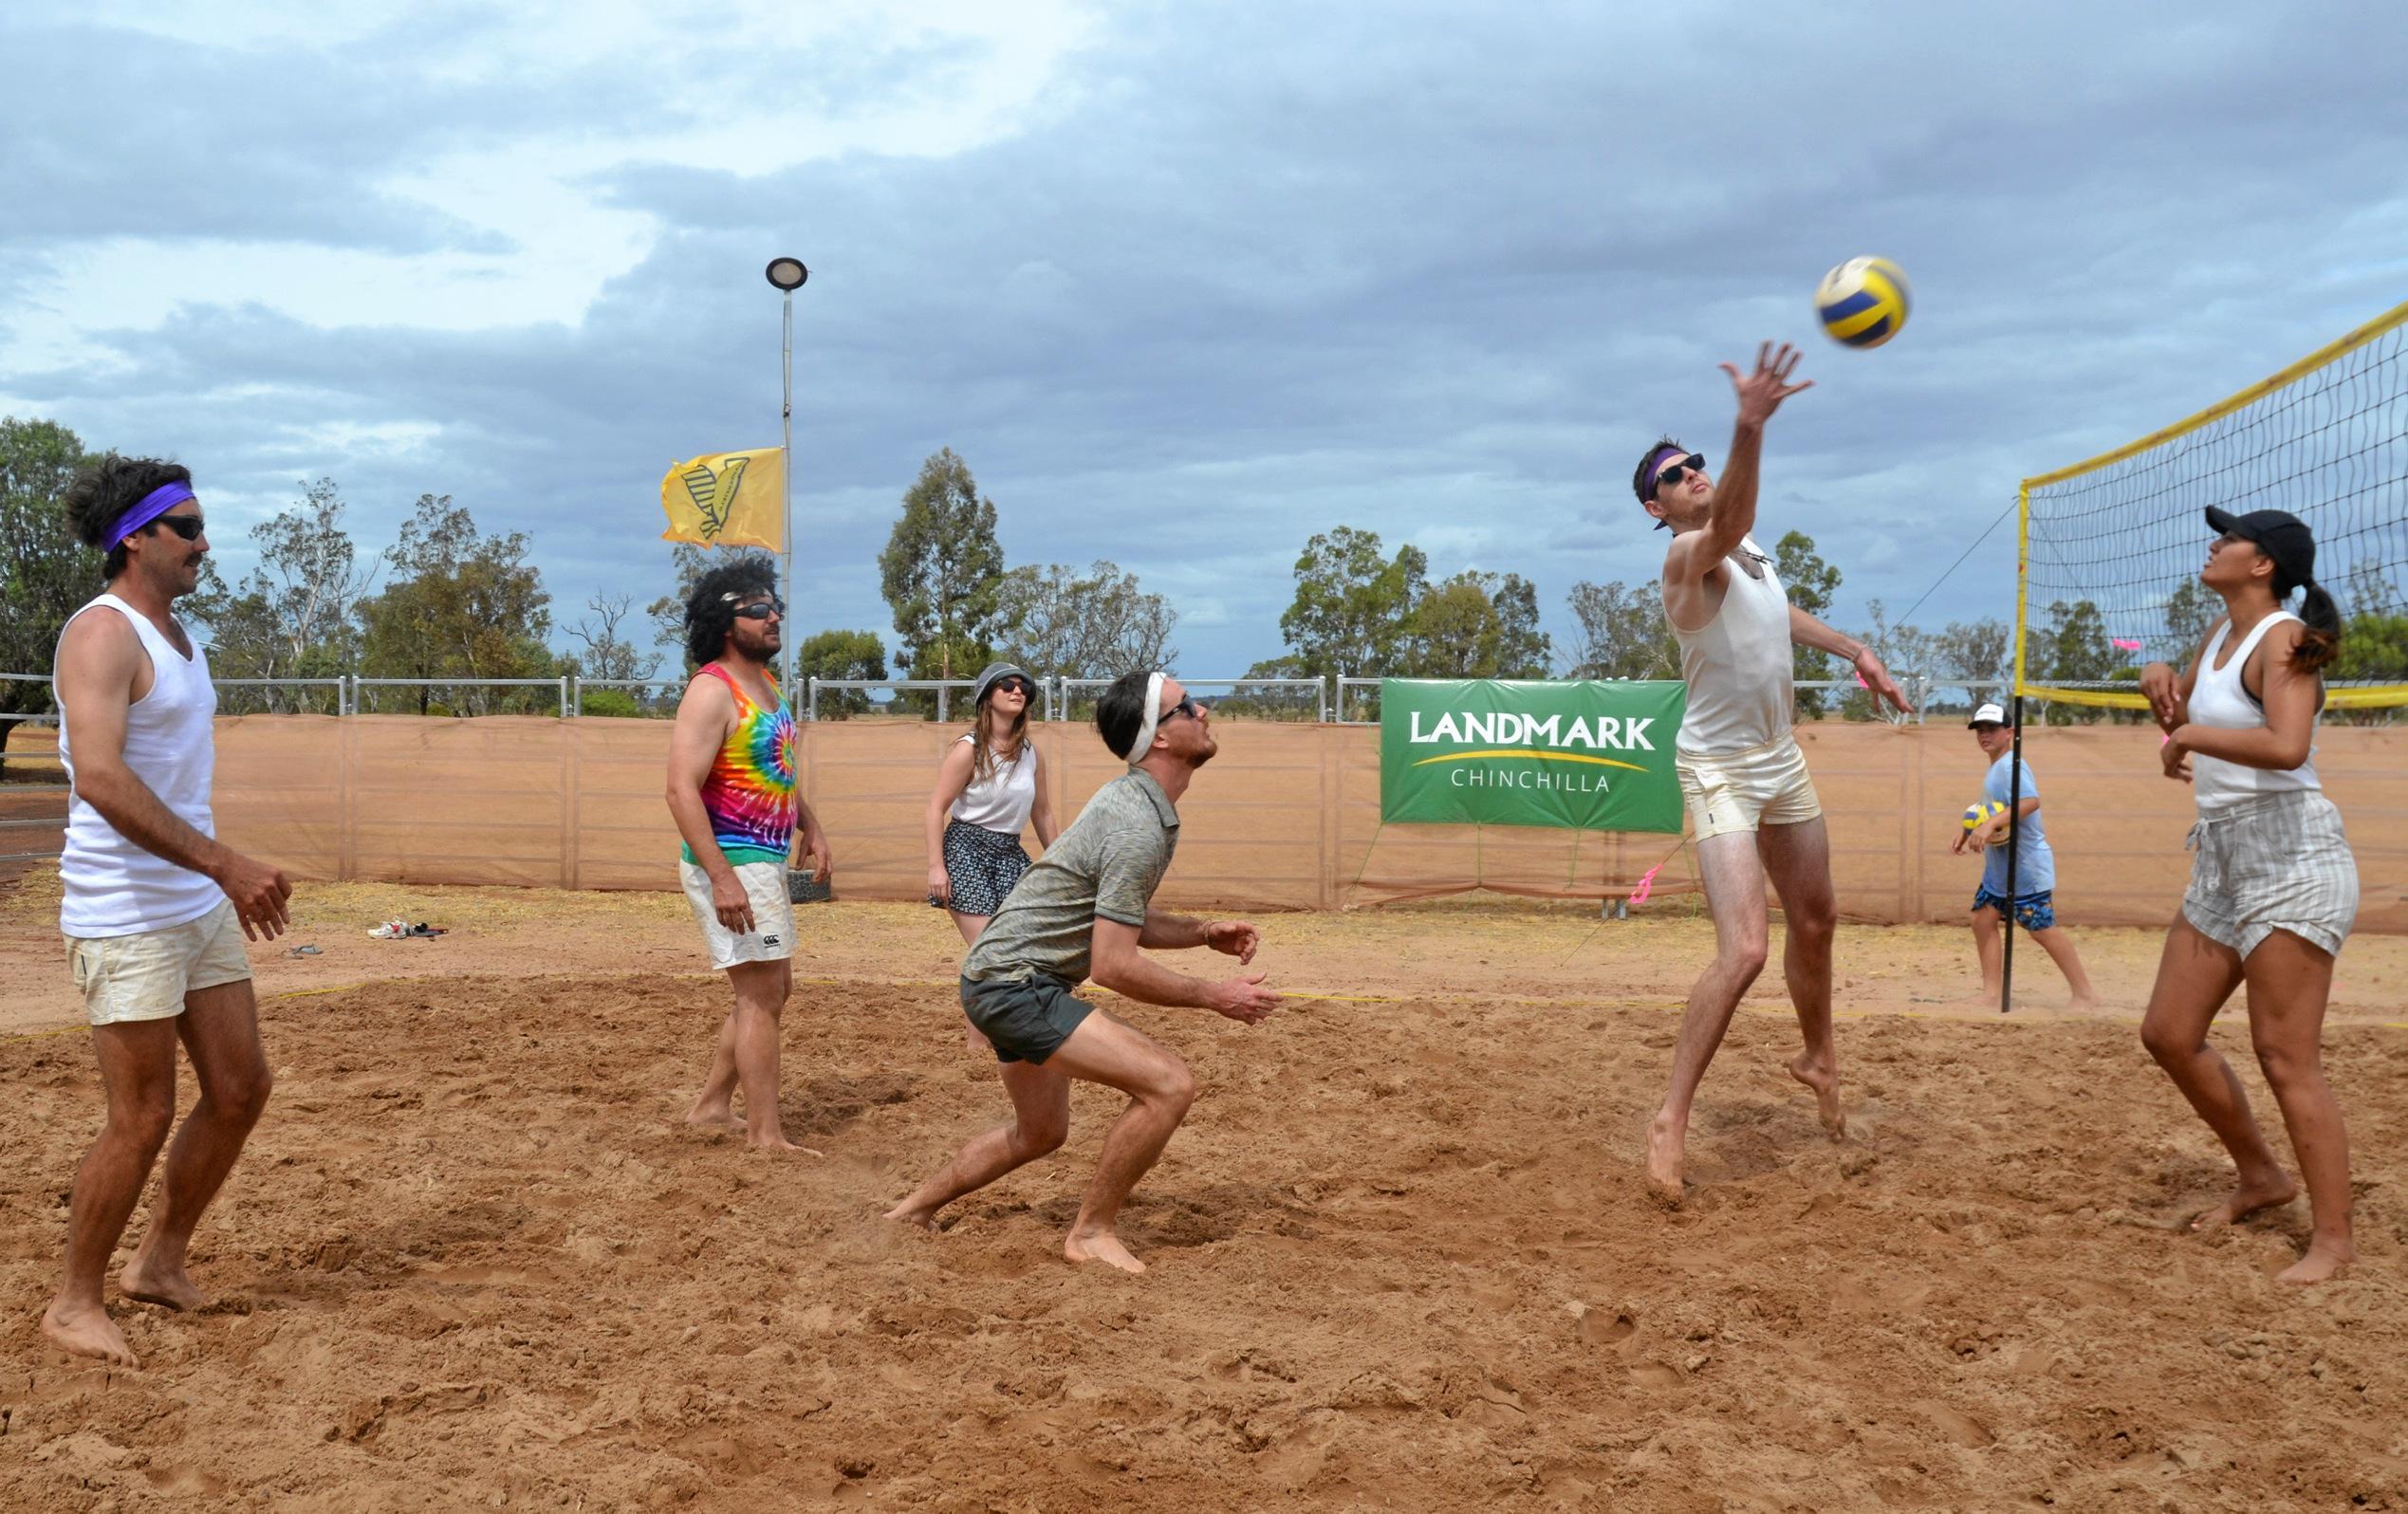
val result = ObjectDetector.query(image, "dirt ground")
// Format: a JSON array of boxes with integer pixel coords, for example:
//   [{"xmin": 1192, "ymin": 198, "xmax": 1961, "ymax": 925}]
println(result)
[{"xmin": 5, "ymin": 870, "xmax": 2407, "ymax": 1511}]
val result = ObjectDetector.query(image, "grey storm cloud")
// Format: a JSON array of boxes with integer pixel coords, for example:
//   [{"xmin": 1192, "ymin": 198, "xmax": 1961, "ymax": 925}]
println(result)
[{"xmin": 6, "ymin": 0, "xmax": 2407, "ymax": 674}]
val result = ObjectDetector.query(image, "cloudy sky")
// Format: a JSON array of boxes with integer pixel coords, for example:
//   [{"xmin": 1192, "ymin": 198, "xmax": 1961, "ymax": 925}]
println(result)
[{"xmin": 6, "ymin": 1, "xmax": 2405, "ymax": 678}]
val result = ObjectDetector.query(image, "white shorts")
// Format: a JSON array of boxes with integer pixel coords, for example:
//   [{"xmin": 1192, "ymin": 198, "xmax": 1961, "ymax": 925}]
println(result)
[
  {"xmin": 65, "ymin": 899, "xmax": 252, "ymax": 1027},
  {"xmin": 1676, "ymin": 735, "xmax": 1823, "ymax": 842},
  {"xmin": 678, "ymin": 859, "xmax": 797, "ymax": 972}
]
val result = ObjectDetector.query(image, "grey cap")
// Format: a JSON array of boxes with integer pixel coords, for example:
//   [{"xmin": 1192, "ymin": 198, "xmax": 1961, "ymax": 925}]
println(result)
[{"xmin": 971, "ymin": 661, "xmax": 1031, "ymax": 706}]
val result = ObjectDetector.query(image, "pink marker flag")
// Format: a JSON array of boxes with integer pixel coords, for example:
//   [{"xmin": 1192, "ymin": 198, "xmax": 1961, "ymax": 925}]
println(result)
[
  {"xmin": 1629, "ymin": 860, "xmax": 1665, "ymax": 906},
  {"xmin": 2112, "ymin": 637, "xmax": 2143, "ymax": 652}
]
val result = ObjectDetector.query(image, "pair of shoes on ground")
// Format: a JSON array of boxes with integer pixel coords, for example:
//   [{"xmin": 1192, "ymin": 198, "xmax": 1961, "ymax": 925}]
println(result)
[{"xmin": 367, "ymin": 919, "xmax": 447, "ymax": 940}]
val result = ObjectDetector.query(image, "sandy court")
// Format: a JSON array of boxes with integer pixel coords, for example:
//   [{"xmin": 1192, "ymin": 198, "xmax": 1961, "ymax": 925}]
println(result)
[{"xmin": 5, "ymin": 875, "xmax": 2408, "ymax": 1510}]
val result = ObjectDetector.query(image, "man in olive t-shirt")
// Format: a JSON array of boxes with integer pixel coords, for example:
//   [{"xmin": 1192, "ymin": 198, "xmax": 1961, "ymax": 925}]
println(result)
[{"xmin": 885, "ymin": 671, "xmax": 1280, "ymax": 1274}]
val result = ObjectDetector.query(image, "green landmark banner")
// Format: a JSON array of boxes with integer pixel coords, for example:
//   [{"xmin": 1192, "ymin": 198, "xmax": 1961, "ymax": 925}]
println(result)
[{"xmin": 1379, "ymin": 678, "xmax": 1688, "ymax": 833}]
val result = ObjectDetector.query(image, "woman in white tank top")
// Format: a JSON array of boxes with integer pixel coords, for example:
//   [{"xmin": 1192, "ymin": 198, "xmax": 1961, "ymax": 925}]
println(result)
[
  {"xmin": 2137, "ymin": 507, "xmax": 2358, "ymax": 1284},
  {"xmin": 924, "ymin": 663, "xmax": 1059, "ymax": 944}
]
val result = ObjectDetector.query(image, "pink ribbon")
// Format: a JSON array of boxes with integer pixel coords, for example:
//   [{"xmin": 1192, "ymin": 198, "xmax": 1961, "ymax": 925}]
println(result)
[
  {"xmin": 1629, "ymin": 860, "xmax": 1665, "ymax": 906},
  {"xmin": 2112, "ymin": 637, "xmax": 2143, "ymax": 652},
  {"xmin": 1852, "ymin": 672, "xmax": 1868, "ymax": 689}
]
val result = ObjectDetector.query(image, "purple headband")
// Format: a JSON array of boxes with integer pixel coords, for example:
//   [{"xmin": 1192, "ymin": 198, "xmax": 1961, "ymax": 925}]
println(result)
[{"xmin": 103, "ymin": 481, "xmax": 196, "ymax": 552}]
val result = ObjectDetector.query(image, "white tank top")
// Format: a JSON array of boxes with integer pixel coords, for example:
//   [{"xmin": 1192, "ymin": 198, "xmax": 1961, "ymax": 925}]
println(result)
[
  {"xmin": 1670, "ymin": 534, "xmax": 1793, "ymax": 755},
  {"xmin": 55, "ymin": 594, "xmax": 226, "ymax": 936},
  {"xmin": 2189, "ymin": 610, "xmax": 2321, "ymax": 815},
  {"xmin": 949, "ymin": 734, "xmax": 1037, "ymax": 833}
]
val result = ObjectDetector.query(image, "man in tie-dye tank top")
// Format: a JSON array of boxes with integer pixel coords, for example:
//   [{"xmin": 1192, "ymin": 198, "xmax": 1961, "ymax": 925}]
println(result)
[{"xmin": 665, "ymin": 558, "xmax": 833, "ymax": 1153}]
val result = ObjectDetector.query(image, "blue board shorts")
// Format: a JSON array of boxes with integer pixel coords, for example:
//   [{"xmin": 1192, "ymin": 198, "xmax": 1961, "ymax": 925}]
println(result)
[{"xmin": 1973, "ymin": 886, "xmax": 2055, "ymax": 933}]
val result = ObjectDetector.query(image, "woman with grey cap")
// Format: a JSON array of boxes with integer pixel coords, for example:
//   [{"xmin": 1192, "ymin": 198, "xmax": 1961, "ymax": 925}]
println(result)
[
  {"xmin": 925, "ymin": 663, "xmax": 1058, "ymax": 952},
  {"xmin": 2137, "ymin": 506, "xmax": 2358, "ymax": 1284}
]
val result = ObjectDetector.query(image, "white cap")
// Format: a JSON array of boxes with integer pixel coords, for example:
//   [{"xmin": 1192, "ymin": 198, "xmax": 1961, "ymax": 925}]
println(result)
[{"xmin": 1967, "ymin": 702, "xmax": 2009, "ymax": 728}]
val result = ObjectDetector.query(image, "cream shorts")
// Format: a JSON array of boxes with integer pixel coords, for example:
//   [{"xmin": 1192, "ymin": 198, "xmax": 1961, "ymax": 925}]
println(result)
[
  {"xmin": 679, "ymin": 859, "xmax": 797, "ymax": 971},
  {"xmin": 65, "ymin": 899, "xmax": 252, "ymax": 1027},
  {"xmin": 1676, "ymin": 735, "xmax": 1823, "ymax": 841}
]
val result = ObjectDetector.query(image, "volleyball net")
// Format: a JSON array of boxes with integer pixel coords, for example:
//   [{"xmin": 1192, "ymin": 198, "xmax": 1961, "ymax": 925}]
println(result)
[{"xmin": 2017, "ymin": 298, "xmax": 2408, "ymax": 711}]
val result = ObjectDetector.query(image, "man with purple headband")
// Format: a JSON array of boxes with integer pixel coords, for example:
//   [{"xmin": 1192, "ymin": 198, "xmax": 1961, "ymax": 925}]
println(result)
[
  {"xmin": 41, "ymin": 456, "xmax": 291, "ymax": 1368},
  {"xmin": 1631, "ymin": 344, "xmax": 1910, "ymax": 1206}
]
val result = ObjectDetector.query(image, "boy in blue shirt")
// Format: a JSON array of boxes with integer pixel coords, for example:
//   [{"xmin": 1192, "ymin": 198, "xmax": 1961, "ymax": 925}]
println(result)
[{"xmin": 1954, "ymin": 703, "xmax": 2100, "ymax": 1011}]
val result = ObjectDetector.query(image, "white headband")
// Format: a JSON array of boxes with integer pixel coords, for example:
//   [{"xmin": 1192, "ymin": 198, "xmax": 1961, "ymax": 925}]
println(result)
[{"xmin": 1125, "ymin": 671, "xmax": 1165, "ymax": 766}]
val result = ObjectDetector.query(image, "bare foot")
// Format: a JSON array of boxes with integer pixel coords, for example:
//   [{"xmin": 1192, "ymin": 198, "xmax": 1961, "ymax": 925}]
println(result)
[
  {"xmin": 119, "ymin": 1256, "xmax": 209, "ymax": 1311},
  {"xmin": 686, "ymin": 1109, "xmax": 747, "ymax": 1133},
  {"xmin": 1642, "ymin": 1114, "xmax": 1686, "ymax": 1209},
  {"xmin": 746, "ymin": 1131, "xmax": 825, "ymax": 1157},
  {"xmin": 882, "ymin": 1202, "xmax": 936, "ymax": 1229},
  {"xmin": 2186, "ymin": 1174, "xmax": 2298, "ymax": 1231},
  {"xmin": 2276, "ymin": 1238, "xmax": 2356, "ymax": 1285},
  {"xmin": 2066, "ymin": 993, "xmax": 2102, "ymax": 1014},
  {"xmin": 1788, "ymin": 1052, "xmax": 1846, "ymax": 1140},
  {"xmin": 41, "ymin": 1299, "xmax": 138, "ymax": 1367},
  {"xmin": 1065, "ymin": 1230, "xmax": 1146, "ymax": 1274}
]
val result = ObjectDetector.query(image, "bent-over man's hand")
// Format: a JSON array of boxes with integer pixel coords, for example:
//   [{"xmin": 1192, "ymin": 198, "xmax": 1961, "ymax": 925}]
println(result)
[
  {"xmin": 1206, "ymin": 919, "xmax": 1260, "ymax": 964},
  {"xmin": 804, "ymin": 831, "xmax": 834, "ymax": 884},
  {"xmin": 215, "ymin": 853, "xmax": 293, "ymax": 941},
  {"xmin": 1207, "ymin": 972, "xmax": 1279, "ymax": 1025},
  {"xmin": 711, "ymin": 871, "xmax": 757, "ymax": 934}
]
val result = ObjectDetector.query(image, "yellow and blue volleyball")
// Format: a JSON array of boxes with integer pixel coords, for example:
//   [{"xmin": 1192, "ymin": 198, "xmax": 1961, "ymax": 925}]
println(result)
[
  {"xmin": 1962, "ymin": 800, "xmax": 2009, "ymax": 844},
  {"xmin": 1816, "ymin": 256, "xmax": 1912, "ymax": 348}
]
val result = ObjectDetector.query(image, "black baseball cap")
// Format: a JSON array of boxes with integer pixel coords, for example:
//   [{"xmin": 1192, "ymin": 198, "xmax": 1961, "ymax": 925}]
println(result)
[{"xmin": 2205, "ymin": 507, "xmax": 2316, "ymax": 588}]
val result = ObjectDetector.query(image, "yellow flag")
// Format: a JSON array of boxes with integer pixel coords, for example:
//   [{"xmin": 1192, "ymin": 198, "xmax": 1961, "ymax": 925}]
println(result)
[{"xmin": 659, "ymin": 447, "xmax": 785, "ymax": 549}]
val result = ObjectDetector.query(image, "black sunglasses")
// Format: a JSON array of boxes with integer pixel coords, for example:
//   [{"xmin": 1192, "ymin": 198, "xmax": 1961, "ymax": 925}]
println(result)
[
  {"xmin": 731, "ymin": 599, "xmax": 785, "ymax": 621},
  {"xmin": 1649, "ymin": 453, "xmax": 1706, "ymax": 499},
  {"xmin": 154, "ymin": 515, "xmax": 206, "ymax": 542},
  {"xmin": 1160, "ymin": 695, "xmax": 1201, "ymax": 723},
  {"xmin": 989, "ymin": 675, "xmax": 1033, "ymax": 697}
]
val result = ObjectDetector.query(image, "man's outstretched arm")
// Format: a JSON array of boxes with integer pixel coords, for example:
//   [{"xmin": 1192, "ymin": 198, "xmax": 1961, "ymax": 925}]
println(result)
[{"xmin": 1788, "ymin": 605, "xmax": 1910, "ymax": 714}]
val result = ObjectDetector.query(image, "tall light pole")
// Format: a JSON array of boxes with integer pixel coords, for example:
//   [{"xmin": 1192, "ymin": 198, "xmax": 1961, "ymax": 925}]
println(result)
[{"xmin": 765, "ymin": 256, "xmax": 808, "ymax": 690}]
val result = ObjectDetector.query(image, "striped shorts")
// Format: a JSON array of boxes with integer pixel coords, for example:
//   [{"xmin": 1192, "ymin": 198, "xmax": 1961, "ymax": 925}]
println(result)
[{"xmin": 2180, "ymin": 789, "xmax": 2359, "ymax": 960}]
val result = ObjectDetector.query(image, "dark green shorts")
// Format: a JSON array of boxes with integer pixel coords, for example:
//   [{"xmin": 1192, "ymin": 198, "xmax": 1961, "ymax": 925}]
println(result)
[{"xmin": 959, "ymin": 972, "xmax": 1095, "ymax": 1064}]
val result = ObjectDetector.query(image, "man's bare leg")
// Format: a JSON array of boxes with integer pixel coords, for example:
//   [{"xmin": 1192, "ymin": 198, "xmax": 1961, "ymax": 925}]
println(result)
[
  {"xmin": 684, "ymin": 1008, "xmax": 743, "ymax": 1129},
  {"xmin": 2029, "ymin": 926, "xmax": 2102, "ymax": 1012},
  {"xmin": 1645, "ymin": 832, "xmax": 1770, "ymax": 1205},
  {"xmin": 1969, "ymin": 909, "xmax": 2003, "ymax": 1002},
  {"xmin": 1758, "ymin": 817, "xmax": 1844, "ymax": 1138},
  {"xmin": 120, "ymin": 981, "xmax": 271, "ymax": 1312},
  {"xmin": 2241, "ymin": 932, "xmax": 2355, "ymax": 1283},
  {"xmin": 727, "ymin": 959, "xmax": 815, "ymax": 1154},
  {"xmin": 885, "ymin": 1056, "xmax": 1070, "ymax": 1226},
  {"xmin": 42, "ymin": 1019, "xmax": 178, "ymax": 1367},
  {"xmin": 1032, "ymin": 1012, "xmax": 1195, "ymax": 1273},
  {"xmin": 2139, "ymin": 916, "xmax": 2296, "ymax": 1229}
]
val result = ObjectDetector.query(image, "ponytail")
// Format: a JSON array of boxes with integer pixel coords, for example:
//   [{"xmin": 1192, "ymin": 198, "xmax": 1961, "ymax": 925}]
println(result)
[{"xmin": 2289, "ymin": 580, "xmax": 2343, "ymax": 674}]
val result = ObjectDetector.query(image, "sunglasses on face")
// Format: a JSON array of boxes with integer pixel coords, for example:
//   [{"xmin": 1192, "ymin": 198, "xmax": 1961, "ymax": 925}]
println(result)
[
  {"xmin": 731, "ymin": 599, "xmax": 785, "ymax": 621},
  {"xmin": 1159, "ymin": 695, "xmax": 1202, "ymax": 724},
  {"xmin": 989, "ymin": 676, "xmax": 1033, "ymax": 698},
  {"xmin": 1649, "ymin": 454, "xmax": 1706, "ymax": 498},
  {"xmin": 155, "ymin": 515, "xmax": 206, "ymax": 542}
]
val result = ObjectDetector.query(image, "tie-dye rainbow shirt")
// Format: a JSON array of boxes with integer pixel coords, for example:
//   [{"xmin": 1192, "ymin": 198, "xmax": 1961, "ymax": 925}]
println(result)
[{"xmin": 679, "ymin": 662, "xmax": 799, "ymax": 867}]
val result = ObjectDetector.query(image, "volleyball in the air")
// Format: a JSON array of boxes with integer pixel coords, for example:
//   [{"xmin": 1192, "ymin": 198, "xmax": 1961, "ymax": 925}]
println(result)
[
  {"xmin": 1816, "ymin": 256, "xmax": 1912, "ymax": 348},
  {"xmin": 1962, "ymin": 800, "xmax": 2009, "ymax": 845}
]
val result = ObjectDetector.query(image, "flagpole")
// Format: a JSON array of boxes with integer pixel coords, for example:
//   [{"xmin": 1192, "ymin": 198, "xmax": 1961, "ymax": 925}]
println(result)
[{"xmin": 765, "ymin": 257, "xmax": 808, "ymax": 692}]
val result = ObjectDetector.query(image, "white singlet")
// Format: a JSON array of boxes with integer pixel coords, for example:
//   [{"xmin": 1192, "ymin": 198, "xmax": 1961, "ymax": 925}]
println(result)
[
  {"xmin": 949, "ymin": 734, "xmax": 1037, "ymax": 833},
  {"xmin": 54, "ymin": 594, "xmax": 225, "ymax": 936},
  {"xmin": 1670, "ymin": 534, "xmax": 1792, "ymax": 755},
  {"xmin": 2188, "ymin": 610, "xmax": 2321, "ymax": 815}
]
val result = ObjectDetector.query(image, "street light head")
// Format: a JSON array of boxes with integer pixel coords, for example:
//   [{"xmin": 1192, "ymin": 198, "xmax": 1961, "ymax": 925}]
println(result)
[{"xmin": 765, "ymin": 257, "xmax": 808, "ymax": 291}]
